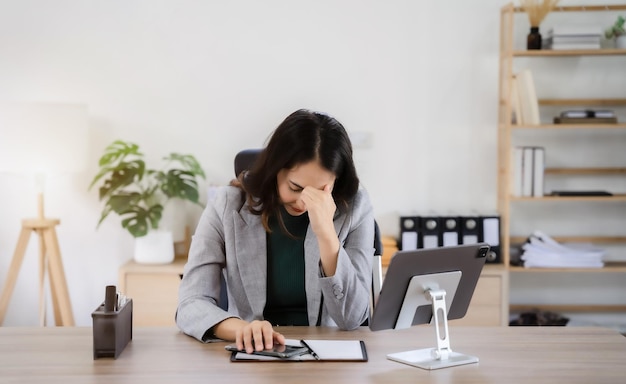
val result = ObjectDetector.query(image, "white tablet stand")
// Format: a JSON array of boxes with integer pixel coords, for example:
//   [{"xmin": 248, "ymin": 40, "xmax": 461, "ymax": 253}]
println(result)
[{"xmin": 386, "ymin": 271, "xmax": 479, "ymax": 370}]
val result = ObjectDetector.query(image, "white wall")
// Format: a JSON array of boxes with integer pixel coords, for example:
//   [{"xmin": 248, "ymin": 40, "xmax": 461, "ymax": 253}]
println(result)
[{"xmin": 0, "ymin": 0, "xmax": 624, "ymax": 327}]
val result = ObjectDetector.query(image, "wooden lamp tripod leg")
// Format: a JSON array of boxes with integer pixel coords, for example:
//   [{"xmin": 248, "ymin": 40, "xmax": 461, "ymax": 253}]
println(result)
[
  {"xmin": 37, "ymin": 228, "xmax": 48, "ymax": 326},
  {"xmin": 43, "ymin": 226, "xmax": 74, "ymax": 326},
  {"xmin": 0, "ymin": 227, "xmax": 33, "ymax": 325}
]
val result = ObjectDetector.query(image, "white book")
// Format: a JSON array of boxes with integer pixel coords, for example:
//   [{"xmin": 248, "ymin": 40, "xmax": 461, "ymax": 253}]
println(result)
[
  {"xmin": 522, "ymin": 147, "xmax": 534, "ymax": 197},
  {"xmin": 532, "ymin": 147, "xmax": 545, "ymax": 197},
  {"xmin": 510, "ymin": 76, "xmax": 523, "ymax": 124},
  {"xmin": 511, "ymin": 146, "xmax": 524, "ymax": 197},
  {"xmin": 545, "ymin": 36, "xmax": 601, "ymax": 44},
  {"xmin": 547, "ymin": 25, "xmax": 602, "ymax": 37},
  {"xmin": 515, "ymin": 69, "xmax": 540, "ymax": 125}
]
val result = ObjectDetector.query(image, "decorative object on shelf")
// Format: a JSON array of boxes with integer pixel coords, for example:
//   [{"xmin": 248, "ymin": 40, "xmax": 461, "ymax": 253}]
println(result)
[
  {"xmin": 604, "ymin": 15, "xmax": 625, "ymax": 49},
  {"xmin": 89, "ymin": 140, "xmax": 205, "ymax": 264},
  {"xmin": 553, "ymin": 109, "xmax": 618, "ymax": 124},
  {"xmin": 520, "ymin": 0, "xmax": 561, "ymax": 49},
  {"xmin": 509, "ymin": 309, "xmax": 569, "ymax": 326}
]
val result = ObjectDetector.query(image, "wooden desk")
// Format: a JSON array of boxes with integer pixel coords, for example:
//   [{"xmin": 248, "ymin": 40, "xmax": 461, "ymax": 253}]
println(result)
[{"xmin": 1, "ymin": 326, "xmax": 625, "ymax": 383}]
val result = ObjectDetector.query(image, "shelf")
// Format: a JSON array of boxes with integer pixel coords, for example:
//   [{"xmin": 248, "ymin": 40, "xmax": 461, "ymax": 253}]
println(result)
[
  {"xmin": 539, "ymin": 98, "xmax": 626, "ymax": 106},
  {"xmin": 509, "ymin": 123, "xmax": 626, "ymax": 129},
  {"xmin": 544, "ymin": 167, "xmax": 626, "ymax": 175},
  {"xmin": 510, "ymin": 304, "xmax": 626, "ymax": 313},
  {"xmin": 509, "ymin": 194, "xmax": 626, "ymax": 202},
  {"xmin": 509, "ymin": 262, "xmax": 626, "ymax": 273},
  {"xmin": 512, "ymin": 49, "xmax": 626, "ymax": 57},
  {"xmin": 513, "ymin": 5, "xmax": 626, "ymax": 12},
  {"xmin": 510, "ymin": 236, "xmax": 626, "ymax": 244}
]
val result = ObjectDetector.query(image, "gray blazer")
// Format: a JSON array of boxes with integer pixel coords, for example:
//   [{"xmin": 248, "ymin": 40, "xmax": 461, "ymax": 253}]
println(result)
[{"xmin": 176, "ymin": 185, "xmax": 374, "ymax": 342}]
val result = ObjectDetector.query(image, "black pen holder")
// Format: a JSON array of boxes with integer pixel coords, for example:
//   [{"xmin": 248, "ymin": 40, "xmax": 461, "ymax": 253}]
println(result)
[{"xmin": 91, "ymin": 299, "xmax": 133, "ymax": 359}]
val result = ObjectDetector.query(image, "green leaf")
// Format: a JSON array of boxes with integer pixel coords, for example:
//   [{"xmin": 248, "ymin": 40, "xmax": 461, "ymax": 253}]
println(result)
[
  {"xmin": 97, "ymin": 160, "xmax": 145, "ymax": 200},
  {"xmin": 159, "ymin": 169, "xmax": 200, "ymax": 203},
  {"xmin": 106, "ymin": 192, "xmax": 144, "ymax": 214},
  {"xmin": 120, "ymin": 204, "xmax": 164, "ymax": 238},
  {"xmin": 164, "ymin": 153, "xmax": 206, "ymax": 179},
  {"xmin": 98, "ymin": 140, "xmax": 142, "ymax": 167}
]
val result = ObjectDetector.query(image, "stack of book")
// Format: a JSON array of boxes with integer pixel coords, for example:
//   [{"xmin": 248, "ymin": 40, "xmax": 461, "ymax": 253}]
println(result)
[
  {"xmin": 511, "ymin": 146, "xmax": 544, "ymax": 197},
  {"xmin": 554, "ymin": 109, "xmax": 618, "ymax": 124},
  {"xmin": 520, "ymin": 231, "xmax": 605, "ymax": 268},
  {"xmin": 543, "ymin": 25, "xmax": 602, "ymax": 50}
]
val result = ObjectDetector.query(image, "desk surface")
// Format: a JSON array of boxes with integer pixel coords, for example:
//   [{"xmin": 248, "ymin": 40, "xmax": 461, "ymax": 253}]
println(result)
[{"xmin": 1, "ymin": 326, "xmax": 625, "ymax": 383}]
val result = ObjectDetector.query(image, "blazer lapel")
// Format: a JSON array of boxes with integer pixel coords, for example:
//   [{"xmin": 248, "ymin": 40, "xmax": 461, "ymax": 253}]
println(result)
[
  {"xmin": 233, "ymin": 209, "xmax": 267, "ymax": 317},
  {"xmin": 304, "ymin": 231, "xmax": 321, "ymax": 325}
]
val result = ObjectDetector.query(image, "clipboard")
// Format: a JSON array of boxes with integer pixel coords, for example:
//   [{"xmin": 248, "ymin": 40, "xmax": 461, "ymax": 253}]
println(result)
[{"xmin": 229, "ymin": 339, "xmax": 368, "ymax": 362}]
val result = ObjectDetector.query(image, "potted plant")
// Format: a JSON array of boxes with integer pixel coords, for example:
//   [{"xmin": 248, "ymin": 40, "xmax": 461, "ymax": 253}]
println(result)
[
  {"xmin": 605, "ymin": 15, "xmax": 625, "ymax": 49},
  {"xmin": 89, "ymin": 140, "xmax": 205, "ymax": 263}
]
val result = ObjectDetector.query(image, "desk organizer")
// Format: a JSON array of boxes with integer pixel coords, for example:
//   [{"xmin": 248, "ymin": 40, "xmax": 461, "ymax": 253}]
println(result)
[{"xmin": 92, "ymin": 299, "xmax": 133, "ymax": 359}]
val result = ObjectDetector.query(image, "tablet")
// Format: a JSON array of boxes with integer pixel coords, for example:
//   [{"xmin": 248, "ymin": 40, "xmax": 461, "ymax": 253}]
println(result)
[{"xmin": 369, "ymin": 243, "xmax": 489, "ymax": 331}]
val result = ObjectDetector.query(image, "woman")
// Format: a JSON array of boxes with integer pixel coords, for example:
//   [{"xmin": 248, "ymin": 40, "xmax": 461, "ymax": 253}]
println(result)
[{"xmin": 176, "ymin": 109, "xmax": 374, "ymax": 353}]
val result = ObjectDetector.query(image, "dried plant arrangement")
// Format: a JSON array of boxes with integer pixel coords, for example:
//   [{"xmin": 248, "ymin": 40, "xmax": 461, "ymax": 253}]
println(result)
[{"xmin": 520, "ymin": 0, "xmax": 560, "ymax": 27}]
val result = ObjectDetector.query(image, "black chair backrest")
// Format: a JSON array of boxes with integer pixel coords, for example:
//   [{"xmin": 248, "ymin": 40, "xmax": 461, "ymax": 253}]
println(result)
[{"xmin": 234, "ymin": 148, "xmax": 262, "ymax": 179}]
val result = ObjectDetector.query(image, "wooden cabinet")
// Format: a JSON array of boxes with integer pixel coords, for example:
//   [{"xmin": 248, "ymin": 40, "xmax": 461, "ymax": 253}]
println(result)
[
  {"xmin": 498, "ymin": 3, "xmax": 626, "ymax": 317},
  {"xmin": 119, "ymin": 255, "xmax": 507, "ymax": 327},
  {"xmin": 450, "ymin": 266, "xmax": 509, "ymax": 327},
  {"xmin": 118, "ymin": 258, "xmax": 185, "ymax": 327}
]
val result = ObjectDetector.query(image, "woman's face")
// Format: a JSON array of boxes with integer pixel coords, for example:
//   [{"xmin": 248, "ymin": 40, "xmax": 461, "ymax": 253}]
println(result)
[{"xmin": 276, "ymin": 160, "xmax": 336, "ymax": 216}]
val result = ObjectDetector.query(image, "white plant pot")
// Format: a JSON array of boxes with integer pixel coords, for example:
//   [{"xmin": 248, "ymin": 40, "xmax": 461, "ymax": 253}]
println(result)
[
  {"xmin": 616, "ymin": 35, "xmax": 626, "ymax": 49},
  {"xmin": 134, "ymin": 230, "xmax": 175, "ymax": 264}
]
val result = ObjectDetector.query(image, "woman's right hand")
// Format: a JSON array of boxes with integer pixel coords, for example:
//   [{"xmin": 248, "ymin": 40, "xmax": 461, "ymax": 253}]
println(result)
[
  {"xmin": 235, "ymin": 320, "xmax": 285, "ymax": 353},
  {"xmin": 215, "ymin": 318, "xmax": 285, "ymax": 353}
]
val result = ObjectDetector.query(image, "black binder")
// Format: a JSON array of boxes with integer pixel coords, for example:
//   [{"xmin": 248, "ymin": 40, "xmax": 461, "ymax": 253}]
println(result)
[
  {"xmin": 439, "ymin": 216, "xmax": 461, "ymax": 247},
  {"xmin": 460, "ymin": 216, "xmax": 480, "ymax": 245},
  {"xmin": 419, "ymin": 216, "xmax": 440, "ymax": 249},
  {"xmin": 399, "ymin": 216, "xmax": 420, "ymax": 250}
]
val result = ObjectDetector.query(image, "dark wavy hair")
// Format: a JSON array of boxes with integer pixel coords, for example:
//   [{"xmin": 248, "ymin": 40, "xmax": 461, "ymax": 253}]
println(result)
[{"xmin": 239, "ymin": 109, "xmax": 360, "ymax": 231}]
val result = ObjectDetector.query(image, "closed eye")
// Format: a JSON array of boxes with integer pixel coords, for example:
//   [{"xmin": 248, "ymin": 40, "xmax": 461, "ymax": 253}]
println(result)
[{"xmin": 289, "ymin": 181, "xmax": 304, "ymax": 192}]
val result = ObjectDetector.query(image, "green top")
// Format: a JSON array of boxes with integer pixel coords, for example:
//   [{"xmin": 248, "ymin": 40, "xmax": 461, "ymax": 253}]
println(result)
[{"xmin": 263, "ymin": 207, "xmax": 310, "ymax": 326}]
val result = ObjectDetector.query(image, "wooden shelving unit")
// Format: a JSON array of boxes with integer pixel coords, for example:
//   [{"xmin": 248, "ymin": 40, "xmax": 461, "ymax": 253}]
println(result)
[{"xmin": 498, "ymin": 3, "xmax": 626, "ymax": 315}]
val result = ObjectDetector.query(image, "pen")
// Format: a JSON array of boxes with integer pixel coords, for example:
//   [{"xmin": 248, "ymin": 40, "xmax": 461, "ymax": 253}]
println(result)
[{"xmin": 300, "ymin": 340, "xmax": 320, "ymax": 360}]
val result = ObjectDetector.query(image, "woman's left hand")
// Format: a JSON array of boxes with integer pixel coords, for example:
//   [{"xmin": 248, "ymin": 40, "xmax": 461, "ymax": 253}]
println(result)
[
  {"xmin": 300, "ymin": 184, "xmax": 336, "ymax": 238},
  {"xmin": 301, "ymin": 184, "xmax": 340, "ymax": 276}
]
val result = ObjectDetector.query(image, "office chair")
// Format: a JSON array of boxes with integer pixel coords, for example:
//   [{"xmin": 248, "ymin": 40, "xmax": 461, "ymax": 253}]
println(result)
[{"xmin": 234, "ymin": 149, "xmax": 384, "ymax": 319}]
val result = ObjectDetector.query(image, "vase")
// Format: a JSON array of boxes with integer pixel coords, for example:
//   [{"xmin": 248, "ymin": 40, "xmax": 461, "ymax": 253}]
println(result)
[
  {"xmin": 134, "ymin": 230, "xmax": 175, "ymax": 264},
  {"xmin": 616, "ymin": 35, "xmax": 626, "ymax": 49},
  {"xmin": 527, "ymin": 27, "xmax": 542, "ymax": 50}
]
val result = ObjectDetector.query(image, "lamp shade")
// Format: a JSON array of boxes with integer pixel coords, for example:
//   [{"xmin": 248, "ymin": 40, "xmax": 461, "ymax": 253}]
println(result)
[{"xmin": 0, "ymin": 102, "xmax": 88, "ymax": 174}]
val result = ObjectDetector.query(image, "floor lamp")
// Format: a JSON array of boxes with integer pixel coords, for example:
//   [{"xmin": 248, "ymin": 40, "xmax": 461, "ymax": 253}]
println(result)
[{"xmin": 0, "ymin": 102, "xmax": 88, "ymax": 326}]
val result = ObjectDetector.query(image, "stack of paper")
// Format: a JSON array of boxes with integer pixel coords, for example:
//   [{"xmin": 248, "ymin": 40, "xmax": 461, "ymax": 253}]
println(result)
[{"xmin": 520, "ymin": 231, "xmax": 605, "ymax": 268}]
